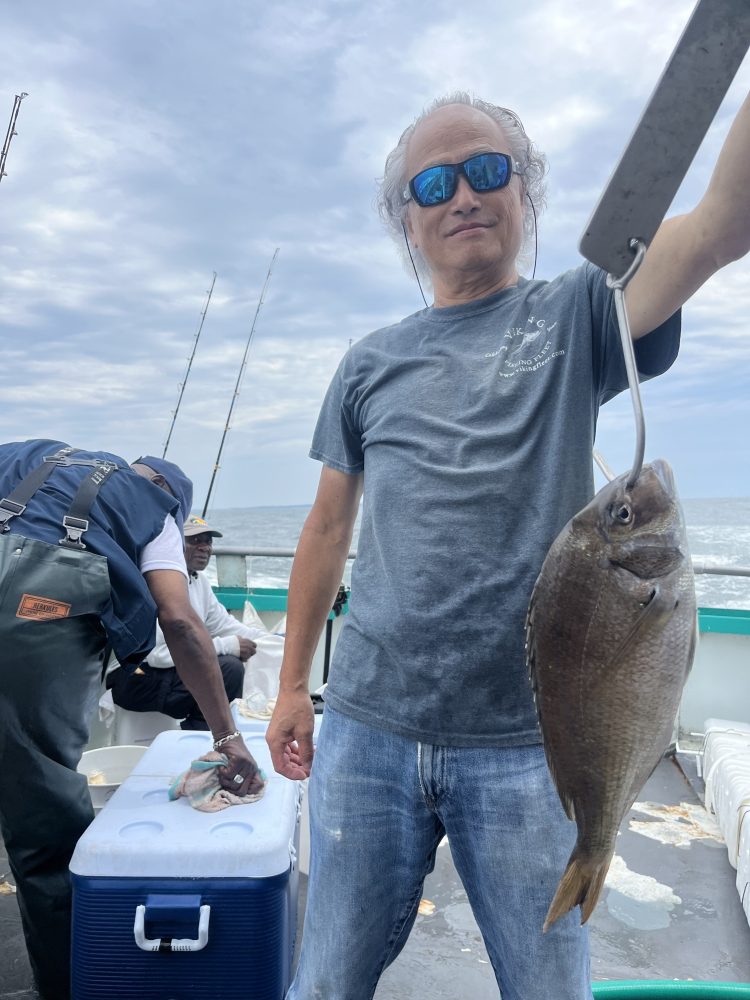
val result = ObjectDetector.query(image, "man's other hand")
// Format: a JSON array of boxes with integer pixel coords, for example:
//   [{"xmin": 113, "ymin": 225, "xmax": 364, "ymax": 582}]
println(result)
[
  {"xmin": 237, "ymin": 637, "xmax": 257, "ymax": 661},
  {"xmin": 266, "ymin": 689, "xmax": 315, "ymax": 781}
]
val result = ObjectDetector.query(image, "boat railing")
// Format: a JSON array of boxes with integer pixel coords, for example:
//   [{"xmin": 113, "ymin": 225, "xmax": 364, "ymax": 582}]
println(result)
[
  {"xmin": 691, "ymin": 561, "xmax": 750, "ymax": 577},
  {"xmin": 214, "ymin": 547, "xmax": 357, "ymax": 558},
  {"xmin": 213, "ymin": 547, "xmax": 356, "ymax": 589},
  {"xmin": 213, "ymin": 548, "xmax": 750, "ymax": 744},
  {"xmin": 213, "ymin": 547, "xmax": 750, "ymax": 585}
]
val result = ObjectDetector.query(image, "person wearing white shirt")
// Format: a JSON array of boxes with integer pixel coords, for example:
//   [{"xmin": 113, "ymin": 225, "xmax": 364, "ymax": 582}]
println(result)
[{"xmin": 109, "ymin": 514, "xmax": 266, "ymax": 729}]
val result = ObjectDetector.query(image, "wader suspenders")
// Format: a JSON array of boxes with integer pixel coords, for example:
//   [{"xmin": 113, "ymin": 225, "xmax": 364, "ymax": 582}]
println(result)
[
  {"xmin": 0, "ymin": 447, "xmax": 78, "ymax": 533},
  {"xmin": 0, "ymin": 448, "xmax": 121, "ymax": 549}
]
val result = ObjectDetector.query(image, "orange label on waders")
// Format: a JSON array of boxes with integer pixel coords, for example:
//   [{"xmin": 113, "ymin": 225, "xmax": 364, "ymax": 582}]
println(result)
[{"xmin": 16, "ymin": 593, "xmax": 72, "ymax": 621}]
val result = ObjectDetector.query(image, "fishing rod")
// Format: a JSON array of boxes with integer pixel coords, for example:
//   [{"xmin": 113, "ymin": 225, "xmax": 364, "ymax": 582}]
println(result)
[
  {"xmin": 162, "ymin": 271, "xmax": 217, "ymax": 459},
  {"xmin": 0, "ymin": 92, "xmax": 28, "ymax": 185},
  {"xmin": 201, "ymin": 248, "xmax": 280, "ymax": 517}
]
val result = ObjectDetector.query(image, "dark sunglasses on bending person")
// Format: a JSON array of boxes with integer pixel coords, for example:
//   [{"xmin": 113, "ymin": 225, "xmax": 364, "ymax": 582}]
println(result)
[{"xmin": 405, "ymin": 152, "xmax": 521, "ymax": 208}]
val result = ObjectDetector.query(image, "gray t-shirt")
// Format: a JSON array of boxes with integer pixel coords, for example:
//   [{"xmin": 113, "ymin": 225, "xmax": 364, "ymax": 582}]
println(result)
[{"xmin": 311, "ymin": 264, "xmax": 680, "ymax": 747}]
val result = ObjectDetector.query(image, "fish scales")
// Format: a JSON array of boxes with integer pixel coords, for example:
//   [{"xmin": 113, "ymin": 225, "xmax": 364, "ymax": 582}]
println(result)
[{"xmin": 526, "ymin": 459, "xmax": 696, "ymax": 931}]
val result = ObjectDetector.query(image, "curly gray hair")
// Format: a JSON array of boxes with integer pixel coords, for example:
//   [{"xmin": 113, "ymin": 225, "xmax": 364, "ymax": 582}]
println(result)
[{"xmin": 376, "ymin": 92, "xmax": 548, "ymax": 284}]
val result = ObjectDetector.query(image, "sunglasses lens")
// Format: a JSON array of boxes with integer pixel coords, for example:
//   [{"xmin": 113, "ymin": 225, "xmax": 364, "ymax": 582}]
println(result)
[
  {"xmin": 409, "ymin": 154, "xmax": 512, "ymax": 207},
  {"xmin": 465, "ymin": 153, "xmax": 510, "ymax": 192},
  {"xmin": 411, "ymin": 165, "xmax": 456, "ymax": 207}
]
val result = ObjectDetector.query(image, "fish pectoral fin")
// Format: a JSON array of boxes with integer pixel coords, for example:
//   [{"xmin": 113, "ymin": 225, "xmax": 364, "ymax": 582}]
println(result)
[{"xmin": 604, "ymin": 583, "xmax": 676, "ymax": 671}]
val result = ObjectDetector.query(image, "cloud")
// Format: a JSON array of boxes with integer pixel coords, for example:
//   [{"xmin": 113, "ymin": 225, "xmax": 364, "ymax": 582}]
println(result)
[{"xmin": 0, "ymin": 0, "xmax": 748, "ymax": 505}]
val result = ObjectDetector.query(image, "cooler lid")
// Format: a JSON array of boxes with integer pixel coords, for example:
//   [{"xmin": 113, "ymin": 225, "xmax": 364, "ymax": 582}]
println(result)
[{"xmin": 70, "ymin": 730, "xmax": 301, "ymax": 879}]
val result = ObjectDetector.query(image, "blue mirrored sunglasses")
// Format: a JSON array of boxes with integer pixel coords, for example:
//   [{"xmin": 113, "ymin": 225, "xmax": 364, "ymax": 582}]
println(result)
[{"xmin": 405, "ymin": 152, "xmax": 520, "ymax": 208}]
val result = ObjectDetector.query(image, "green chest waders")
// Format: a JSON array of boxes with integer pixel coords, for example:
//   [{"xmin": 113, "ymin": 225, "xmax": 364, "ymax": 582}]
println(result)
[{"xmin": 0, "ymin": 452, "xmax": 119, "ymax": 1000}]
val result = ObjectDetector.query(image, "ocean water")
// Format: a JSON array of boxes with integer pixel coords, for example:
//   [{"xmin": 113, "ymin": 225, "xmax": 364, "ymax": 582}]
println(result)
[
  {"xmin": 203, "ymin": 505, "xmax": 357, "ymax": 592},
  {"xmin": 203, "ymin": 497, "xmax": 750, "ymax": 610}
]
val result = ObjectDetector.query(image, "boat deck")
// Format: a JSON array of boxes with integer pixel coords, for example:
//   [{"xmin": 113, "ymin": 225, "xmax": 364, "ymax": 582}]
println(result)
[
  {"xmin": 372, "ymin": 753, "xmax": 750, "ymax": 997},
  {"xmin": 2, "ymin": 754, "xmax": 749, "ymax": 998}
]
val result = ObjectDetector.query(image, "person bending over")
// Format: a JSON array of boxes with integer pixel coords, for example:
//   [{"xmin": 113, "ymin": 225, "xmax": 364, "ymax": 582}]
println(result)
[{"xmin": 0, "ymin": 441, "xmax": 262, "ymax": 1000}]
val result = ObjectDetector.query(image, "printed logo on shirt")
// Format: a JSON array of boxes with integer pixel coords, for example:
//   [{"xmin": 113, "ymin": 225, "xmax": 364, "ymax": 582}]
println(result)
[
  {"xmin": 485, "ymin": 316, "xmax": 565, "ymax": 378},
  {"xmin": 16, "ymin": 593, "xmax": 72, "ymax": 621}
]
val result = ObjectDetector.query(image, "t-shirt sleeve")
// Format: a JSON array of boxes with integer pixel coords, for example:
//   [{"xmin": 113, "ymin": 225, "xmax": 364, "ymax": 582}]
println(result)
[
  {"xmin": 309, "ymin": 356, "xmax": 365, "ymax": 473},
  {"xmin": 139, "ymin": 514, "xmax": 188, "ymax": 577},
  {"xmin": 586, "ymin": 263, "xmax": 681, "ymax": 406}
]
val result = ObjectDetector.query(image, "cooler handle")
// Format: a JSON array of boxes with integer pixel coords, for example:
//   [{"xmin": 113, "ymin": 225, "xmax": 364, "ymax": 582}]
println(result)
[{"xmin": 133, "ymin": 903, "xmax": 211, "ymax": 952}]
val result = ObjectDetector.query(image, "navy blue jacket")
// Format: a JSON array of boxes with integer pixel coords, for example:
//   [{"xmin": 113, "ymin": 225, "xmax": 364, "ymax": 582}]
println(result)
[{"xmin": 0, "ymin": 439, "xmax": 193, "ymax": 665}]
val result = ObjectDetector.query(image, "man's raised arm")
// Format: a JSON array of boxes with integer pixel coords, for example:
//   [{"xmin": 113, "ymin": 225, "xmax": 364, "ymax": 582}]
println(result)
[{"xmin": 626, "ymin": 89, "xmax": 750, "ymax": 340}]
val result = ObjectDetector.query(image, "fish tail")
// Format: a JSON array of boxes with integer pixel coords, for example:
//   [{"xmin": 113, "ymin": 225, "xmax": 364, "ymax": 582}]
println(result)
[{"xmin": 543, "ymin": 853, "xmax": 611, "ymax": 932}]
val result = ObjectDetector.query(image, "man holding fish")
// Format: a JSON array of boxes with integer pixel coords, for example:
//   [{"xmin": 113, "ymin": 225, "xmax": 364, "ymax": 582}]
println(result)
[{"xmin": 268, "ymin": 87, "xmax": 750, "ymax": 998}]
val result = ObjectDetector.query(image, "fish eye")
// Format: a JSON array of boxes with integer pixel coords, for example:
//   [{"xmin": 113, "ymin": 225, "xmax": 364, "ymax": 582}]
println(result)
[{"xmin": 610, "ymin": 502, "xmax": 633, "ymax": 524}]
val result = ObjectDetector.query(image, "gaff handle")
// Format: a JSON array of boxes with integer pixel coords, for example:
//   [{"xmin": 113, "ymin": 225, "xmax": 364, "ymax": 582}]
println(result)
[{"xmin": 133, "ymin": 903, "xmax": 211, "ymax": 953}]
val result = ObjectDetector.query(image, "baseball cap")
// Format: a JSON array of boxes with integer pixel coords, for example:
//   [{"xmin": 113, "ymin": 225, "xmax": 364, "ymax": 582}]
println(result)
[
  {"xmin": 131, "ymin": 455, "xmax": 193, "ymax": 532},
  {"xmin": 183, "ymin": 514, "xmax": 223, "ymax": 539}
]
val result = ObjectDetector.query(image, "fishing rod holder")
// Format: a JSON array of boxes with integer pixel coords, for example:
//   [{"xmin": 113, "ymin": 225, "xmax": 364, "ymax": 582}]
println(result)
[{"xmin": 322, "ymin": 584, "xmax": 350, "ymax": 688}]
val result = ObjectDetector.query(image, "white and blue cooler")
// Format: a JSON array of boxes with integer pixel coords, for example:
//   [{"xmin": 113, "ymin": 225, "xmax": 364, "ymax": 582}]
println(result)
[{"xmin": 70, "ymin": 729, "xmax": 300, "ymax": 1000}]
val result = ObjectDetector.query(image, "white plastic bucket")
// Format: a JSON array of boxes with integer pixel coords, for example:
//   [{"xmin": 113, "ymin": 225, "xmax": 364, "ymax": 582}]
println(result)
[{"xmin": 78, "ymin": 745, "xmax": 147, "ymax": 811}]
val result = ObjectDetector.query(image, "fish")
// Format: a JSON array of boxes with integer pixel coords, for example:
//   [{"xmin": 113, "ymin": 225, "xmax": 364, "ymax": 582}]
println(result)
[{"xmin": 525, "ymin": 458, "xmax": 697, "ymax": 931}]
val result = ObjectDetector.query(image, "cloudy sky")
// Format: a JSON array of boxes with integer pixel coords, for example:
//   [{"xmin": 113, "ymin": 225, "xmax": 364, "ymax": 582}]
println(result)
[{"xmin": 1, "ymin": 0, "xmax": 748, "ymax": 510}]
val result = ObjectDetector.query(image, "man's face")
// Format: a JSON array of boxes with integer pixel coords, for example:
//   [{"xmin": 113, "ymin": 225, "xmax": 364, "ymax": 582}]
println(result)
[
  {"xmin": 130, "ymin": 462, "xmax": 175, "ymax": 496},
  {"xmin": 404, "ymin": 104, "xmax": 524, "ymax": 290},
  {"xmin": 185, "ymin": 532, "xmax": 214, "ymax": 573}
]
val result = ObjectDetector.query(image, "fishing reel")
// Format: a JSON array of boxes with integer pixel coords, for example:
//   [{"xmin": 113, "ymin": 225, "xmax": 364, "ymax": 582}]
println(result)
[{"xmin": 332, "ymin": 584, "xmax": 349, "ymax": 617}]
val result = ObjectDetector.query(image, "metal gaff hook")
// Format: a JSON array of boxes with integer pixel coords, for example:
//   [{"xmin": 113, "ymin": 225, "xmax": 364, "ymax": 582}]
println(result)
[
  {"xmin": 605, "ymin": 238, "xmax": 648, "ymax": 489},
  {"xmin": 593, "ymin": 450, "xmax": 616, "ymax": 483}
]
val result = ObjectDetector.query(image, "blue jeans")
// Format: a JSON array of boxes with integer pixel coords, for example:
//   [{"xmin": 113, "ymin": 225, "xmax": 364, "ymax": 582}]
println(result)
[{"xmin": 288, "ymin": 706, "xmax": 592, "ymax": 1000}]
